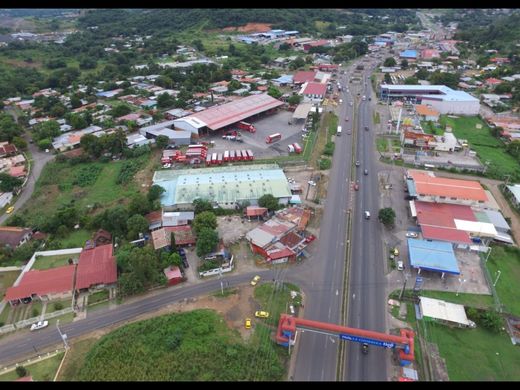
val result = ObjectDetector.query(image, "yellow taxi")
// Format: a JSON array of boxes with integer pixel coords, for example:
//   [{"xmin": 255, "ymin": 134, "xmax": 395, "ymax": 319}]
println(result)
[
  {"xmin": 6, "ymin": 206, "xmax": 14, "ymax": 214},
  {"xmin": 255, "ymin": 311, "xmax": 270, "ymax": 319},
  {"xmin": 250, "ymin": 275, "xmax": 261, "ymax": 286},
  {"xmin": 245, "ymin": 318, "xmax": 252, "ymax": 329}
]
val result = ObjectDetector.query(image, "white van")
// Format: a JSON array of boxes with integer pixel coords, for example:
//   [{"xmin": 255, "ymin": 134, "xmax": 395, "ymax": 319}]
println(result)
[
  {"xmin": 337, "ymin": 126, "xmax": 342, "ymax": 136},
  {"xmin": 364, "ymin": 211, "xmax": 370, "ymax": 219}
]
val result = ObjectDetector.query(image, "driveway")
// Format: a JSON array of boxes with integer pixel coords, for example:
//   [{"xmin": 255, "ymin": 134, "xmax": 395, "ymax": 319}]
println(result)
[{"xmin": 0, "ymin": 135, "xmax": 55, "ymax": 225}]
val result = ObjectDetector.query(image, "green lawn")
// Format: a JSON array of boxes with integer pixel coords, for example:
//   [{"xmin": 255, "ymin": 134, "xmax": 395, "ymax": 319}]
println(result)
[
  {"xmin": 0, "ymin": 304, "xmax": 10, "ymax": 324},
  {"xmin": 486, "ymin": 245, "xmax": 520, "ymax": 316},
  {"xmin": 376, "ymin": 137, "xmax": 389, "ymax": 153},
  {"xmin": 46, "ymin": 299, "xmax": 72, "ymax": 314},
  {"xmin": 32, "ymin": 254, "xmax": 79, "ymax": 270},
  {"xmin": 421, "ymin": 120, "xmax": 443, "ymax": 135},
  {"xmin": 55, "ymin": 230, "xmax": 92, "ymax": 249},
  {"xmin": 423, "ymin": 321, "xmax": 520, "ymax": 380},
  {"xmin": 0, "ymin": 270, "xmax": 21, "ymax": 298},
  {"xmin": 88, "ymin": 290, "xmax": 109, "ymax": 306},
  {"xmin": 419, "ymin": 290, "xmax": 494, "ymax": 310},
  {"xmin": 373, "ymin": 111, "xmax": 380, "ymax": 124},
  {"xmin": 0, "ymin": 352, "xmax": 64, "ymax": 381},
  {"xmin": 253, "ymin": 280, "xmax": 301, "ymax": 327},
  {"xmin": 441, "ymin": 115, "xmax": 520, "ymax": 179}
]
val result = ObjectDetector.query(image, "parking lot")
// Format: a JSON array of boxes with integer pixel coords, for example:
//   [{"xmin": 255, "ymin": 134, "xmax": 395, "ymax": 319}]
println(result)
[{"xmin": 203, "ymin": 110, "xmax": 306, "ymax": 159}]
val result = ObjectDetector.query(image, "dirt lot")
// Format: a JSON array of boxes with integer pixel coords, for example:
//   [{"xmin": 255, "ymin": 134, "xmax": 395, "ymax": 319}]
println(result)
[
  {"xmin": 222, "ymin": 23, "xmax": 272, "ymax": 33},
  {"xmin": 216, "ymin": 215, "xmax": 262, "ymax": 245}
]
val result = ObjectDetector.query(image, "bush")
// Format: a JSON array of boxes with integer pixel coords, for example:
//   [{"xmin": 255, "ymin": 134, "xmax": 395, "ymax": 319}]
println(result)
[
  {"xmin": 116, "ymin": 160, "xmax": 141, "ymax": 185},
  {"xmin": 15, "ymin": 366, "xmax": 27, "ymax": 378},
  {"xmin": 54, "ymin": 302, "xmax": 63, "ymax": 311},
  {"xmin": 32, "ymin": 308, "xmax": 39, "ymax": 317},
  {"xmin": 323, "ymin": 141, "xmax": 335, "ymax": 156},
  {"xmin": 319, "ymin": 158, "xmax": 331, "ymax": 170},
  {"xmin": 73, "ymin": 165, "xmax": 102, "ymax": 187}
]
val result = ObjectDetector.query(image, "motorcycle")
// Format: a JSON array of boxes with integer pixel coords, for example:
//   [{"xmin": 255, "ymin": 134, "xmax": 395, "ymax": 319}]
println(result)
[{"xmin": 362, "ymin": 343, "xmax": 369, "ymax": 354}]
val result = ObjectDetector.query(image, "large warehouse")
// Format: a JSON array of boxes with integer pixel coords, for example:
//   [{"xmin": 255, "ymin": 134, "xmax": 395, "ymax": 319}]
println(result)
[
  {"xmin": 172, "ymin": 93, "xmax": 284, "ymax": 135},
  {"xmin": 152, "ymin": 164, "xmax": 292, "ymax": 210},
  {"xmin": 379, "ymin": 85, "xmax": 480, "ymax": 115}
]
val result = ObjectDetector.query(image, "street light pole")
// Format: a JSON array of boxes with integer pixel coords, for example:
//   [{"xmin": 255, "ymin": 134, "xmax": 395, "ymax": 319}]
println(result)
[
  {"xmin": 485, "ymin": 247, "xmax": 493, "ymax": 263},
  {"xmin": 456, "ymin": 278, "xmax": 466, "ymax": 296},
  {"xmin": 493, "ymin": 270, "xmax": 501, "ymax": 287}
]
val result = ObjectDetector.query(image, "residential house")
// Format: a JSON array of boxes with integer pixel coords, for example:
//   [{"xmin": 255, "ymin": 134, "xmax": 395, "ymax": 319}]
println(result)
[
  {"xmin": 504, "ymin": 184, "xmax": 520, "ymax": 209},
  {"xmin": 0, "ymin": 227, "xmax": 32, "ymax": 248},
  {"xmin": 163, "ymin": 265, "xmax": 184, "ymax": 286},
  {"xmin": 93, "ymin": 229, "xmax": 112, "ymax": 247},
  {"xmin": 300, "ymin": 82, "xmax": 327, "ymax": 103},
  {"xmin": 75, "ymin": 244, "xmax": 117, "ymax": 293},
  {"xmin": 415, "ymin": 104, "xmax": 440, "ymax": 122}
]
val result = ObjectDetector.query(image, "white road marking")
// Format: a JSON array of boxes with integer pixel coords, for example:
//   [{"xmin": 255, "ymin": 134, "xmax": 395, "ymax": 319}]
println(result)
[{"xmin": 352, "ymin": 293, "xmax": 356, "ymax": 300}]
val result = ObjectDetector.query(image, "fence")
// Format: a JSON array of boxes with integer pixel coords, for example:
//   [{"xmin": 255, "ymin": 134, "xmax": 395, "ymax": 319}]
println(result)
[
  {"xmin": 0, "ymin": 308, "xmax": 74, "ymax": 336},
  {"xmin": 479, "ymin": 253, "xmax": 504, "ymax": 313},
  {"xmin": 199, "ymin": 264, "xmax": 234, "ymax": 278}
]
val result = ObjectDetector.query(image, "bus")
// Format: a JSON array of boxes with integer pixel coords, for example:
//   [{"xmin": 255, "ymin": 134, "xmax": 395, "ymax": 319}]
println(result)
[
  {"xmin": 337, "ymin": 126, "xmax": 342, "ymax": 136},
  {"xmin": 265, "ymin": 133, "xmax": 282, "ymax": 144}
]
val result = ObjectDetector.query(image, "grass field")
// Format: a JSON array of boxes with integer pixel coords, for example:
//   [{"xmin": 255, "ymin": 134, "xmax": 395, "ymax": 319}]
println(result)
[
  {"xmin": 58, "ymin": 338, "xmax": 98, "ymax": 381},
  {"xmin": 0, "ymin": 352, "xmax": 64, "ymax": 381},
  {"xmin": 423, "ymin": 321, "xmax": 520, "ymax": 380},
  {"xmin": 0, "ymin": 270, "xmax": 21, "ymax": 298},
  {"xmin": 55, "ymin": 230, "xmax": 92, "ymax": 249},
  {"xmin": 32, "ymin": 254, "xmax": 79, "ymax": 270},
  {"xmin": 254, "ymin": 281, "xmax": 300, "ymax": 327},
  {"xmin": 441, "ymin": 115, "xmax": 519, "ymax": 178},
  {"xmin": 67, "ymin": 310, "xmax": 285, "ymax": 381},
  {"xmin": 376, "ymin": 137, "xmax": 389, "ymax": 153},
  {"xmin": 87, "ymin": 290, "xmax": 109, "ymax": 306},
  {"xmin": 486, "ymin": 245, "xmax": 520, "ymax": 316}
]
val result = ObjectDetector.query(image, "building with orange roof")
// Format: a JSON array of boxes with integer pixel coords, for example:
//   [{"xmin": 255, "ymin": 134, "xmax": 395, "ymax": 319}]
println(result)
[
  {"xmin": 406, "ymin": 170, "xmax": 488, "ymax": 206},
  {"xmin": 415, "ymin": 104, "xmax": 440, "ymax": 122},
  {"xmin": 403, "ymin": 131, "xmax": 435, "ymax": 149}
]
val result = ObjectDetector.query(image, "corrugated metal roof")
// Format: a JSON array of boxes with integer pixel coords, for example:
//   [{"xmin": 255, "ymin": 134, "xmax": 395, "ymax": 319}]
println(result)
[
  {"xmin": 153, "ymin": 164, "xmax": 292, "ymax": 207},
  {"xmin": 178, "ymin": 93, "xmax": 283, "ymax": 131},
  {"xmin": 410, "ymin": 170, "xmax": 487, "ymax": 202},
  {"xmin": 408, "ymin": 238, "xmax": 460, "ymax": 274},
  {"xmin": 76, "ymin": 244, "xmax": 117, "ymax": 290},
  {"xmin": 419, "ymin": 296, "xmax": 470, "ymax": 325}
]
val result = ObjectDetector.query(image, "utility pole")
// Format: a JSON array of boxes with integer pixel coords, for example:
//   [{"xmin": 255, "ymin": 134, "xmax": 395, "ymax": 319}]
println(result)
[
  {"xmin": 56, "ymin": 319, "xmax": 69, "ymax": 350},
  {"xmin": 218, "ymin": 267, "xmax": 224, "ymax": 295},
  {"xmin": 493, "ymin": 270, "xmax": 501, "ymax": 287}
]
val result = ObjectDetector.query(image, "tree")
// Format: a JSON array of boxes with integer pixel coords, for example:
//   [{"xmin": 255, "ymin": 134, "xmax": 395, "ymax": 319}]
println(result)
[
  {"xmin": 70, "ymin": 95, "xmax": 82, "ymax": 109},
  {"xmin": 157, "ymin": 92, "xmax": 174, "ymax": 109},
  {"xmin": 127, "ymin": 214, "xmax": 149, "ymax": 240},
  {"xmin": 0, "ymin": 173, "xmax": 23, "ymax": 192},
  {"xmin": 128, "ymin": 193, "xmax": 151, "ymax": 216},
  {"xmin": 289, "ymin": 56, "xmax": 305, "ymax": 70},
  {"xmin": 384, "ymin": 73, "xmax": 392, "ymax": 84},
  {"xmin": 258, "ymin": 194, "xmax": 279, "ymax": 211},
  {"xmin": 70, "ymin": 113, "xmax": 87, "ymax": 130},
  {"xmin": 148, "ymin": 184, "xmax": 165, "ymax": 202},
  {"xmin": 156, "ymin": 135, "xmax": 169, "ymax": 149},
  {"xmin": 400, "ymin": 59, "xmax": 409, "ymax": 70},
  {"xmin": 15, "ymin": 366, "xmax": 27, "ymax": 378},
  {"xmin": 170, "ymin": 232, "xmax": 177, "ymax": 252},
  {"xmin": 227, "ymin": 79, "xmax": 242, "ymax": 91},
  {"xmin": 383, "ymin": 57, "xmax": 396, "ymax": 67},
  {"xmin": 404, "ymin": 77, "xmax": 419, "ymax": 85},
  {"xmin": 169, "ymin": 252, "xmax": 182, "ymax": 267},
  {"xmin": 288, "ymin": 94, "xmax": 302, "ymax": 105},
  {"xmin": 378, "ymin": 207, "xmax": 396, "ymax": 227},
  {"xmin": 480, "ymin": 309, "xmax": 502, "ymax": 333},
  {"xmin": 12, "ymin": 136, "xmax": 27, "ymax": 150},
  {"xmin": 415, "ymin": 68, "xmax": 429, "ymax": 80},
  {"xmin": 110, "ymin": 104, "xmax": 132, "ymax": 118},
  {"xmin": 196, "ymin": 227, "xmax": 219, "ymax": 257},
  {"xmin": 193, "ymin": 211, "xmax": 217, "ymax": 235},
  {"xmin": 267, "ymin": 85, "xmax": 282, "ymax": 99},
  {"xmin": 193, "ymin": 198, "xmax": 213, "ymax": 214}
]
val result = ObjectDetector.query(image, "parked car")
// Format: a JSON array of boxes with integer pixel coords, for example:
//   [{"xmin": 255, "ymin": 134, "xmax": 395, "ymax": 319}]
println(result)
[
  {"xmin": 30, "ymin": 320, "xmax": 49, "ymax": 331},
  {"xmin": 250, "ymin": 275, "xmax": 261, "ymax": 286},
  {"xmin": 245, "ymin": 318, "xmax": 252, "ymax": 329},
  {"xmin": 6, "ymin": 206, "xmax": 14, "ymax": 214},
  {"xmin": 255, "ymin": 311, "xmax": 270, "ymax": 318},
  {"xmin": 405, "ymin": 232, "xmax": 418, "ymax": 238},
  {"xmin": 397, "ymin": 260, "xmax": 404, "ymax": 271}
]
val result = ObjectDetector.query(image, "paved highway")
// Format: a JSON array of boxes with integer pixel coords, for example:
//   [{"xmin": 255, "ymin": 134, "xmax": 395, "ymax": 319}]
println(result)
[
  {"xmin": 291, "ymin": 64, "xmax": 357, "ymax": 381},
  {"xmin": 0, "ymin": 270, "xmax": 273, "ymax": 366},
  {"xmin": 345, "ymin": 62, "xmax": 388, "ymax": 381}
]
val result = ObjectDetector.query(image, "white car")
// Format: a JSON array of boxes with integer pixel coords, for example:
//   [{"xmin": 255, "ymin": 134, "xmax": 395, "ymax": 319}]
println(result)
[
  {"xmin": 405, "ymin": 232, "xmax": 418, "ymax": 238},
  {"xmin": 30, "ymin": 320, "xmax": 49, "ymax": 331},
  {"xmin": 397, "ymin": 261, "xmax": 404, "ymax": 271}
]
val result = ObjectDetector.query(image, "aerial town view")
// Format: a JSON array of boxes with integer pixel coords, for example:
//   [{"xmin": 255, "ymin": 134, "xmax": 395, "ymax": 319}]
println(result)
[{"xmin": 0, "ymin": 8, "xmax": 519, "ymax": 381}]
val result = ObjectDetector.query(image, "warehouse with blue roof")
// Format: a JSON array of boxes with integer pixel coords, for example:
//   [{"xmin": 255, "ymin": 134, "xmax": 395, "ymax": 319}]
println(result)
[{"xmin": 407, "ymin": 238, "xmax": 460, "ymax": 277}]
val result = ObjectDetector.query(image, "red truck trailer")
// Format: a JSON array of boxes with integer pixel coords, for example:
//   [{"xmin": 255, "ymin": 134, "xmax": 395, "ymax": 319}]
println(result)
[
  {"xmin": 293, "ymin": 142, "xmax": 302, "ymax": 154},
  {"xmin": 229, "ymin": 150, "xmax": 236, "ymax": 161},
  {"xmin": 223, "ymin": 150, "xmax": 229, "ymax": 162},
  {"xmin": 266, "ymin": 133, "xmax": 282, "ymax": 144},
  {"xmin": 237, "ymin": 121, "xmax": 256, "ymax": 133},
  {"xmin": 246, "ymin": 149, "xmax": 254, "ymax": 160}
]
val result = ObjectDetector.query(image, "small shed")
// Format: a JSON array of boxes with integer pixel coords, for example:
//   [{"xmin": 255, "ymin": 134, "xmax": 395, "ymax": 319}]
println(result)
[{"xmin": 163, "ymin": 265, "xmax": 183, "ymax": 286}]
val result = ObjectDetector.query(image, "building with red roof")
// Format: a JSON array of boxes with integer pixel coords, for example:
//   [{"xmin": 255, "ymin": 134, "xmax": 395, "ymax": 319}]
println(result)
[
  {"xmin": 485, "ymin": 78, "xmax": 503, "ymax": 86},
  {"xmin": 172, "ymin": 93, "xmax": 283, "ymax": 134},
  {"xmin": 163, "ymin": 265, "xmax": 183, "ymax": 286},
  {"xmin": 75, "ymin": 244, "xmax": 117, "ymax": 292},
  {"xmin": 9, "ymin": 165, "xmax": 26, "ymax": 178},
  {"xmin": 245, "ymin": 206, "xmax": 268, "ymax": 219},
  {"xmin": 5, "ymin": 265, "xmax": 75, "ymax": 304},
  {"xmin": 293, "ymin": 71, "xmax": 316, "ymax": 85},
  {"xmin": 300, "ymin": 82, "xmax": 327, "ymax": 102},
  {"xmin": 303, "ymin": 39, "xmax": 330, "ymax": 52},
  {"xmin": 266, "ymin": 247, "xmax": 296, "ymax": 263},
  {"xmin": 421, "ymin": 49, "xmax": 440, "ymax": 59},
  {"xmin": 407, "ymin": 170, "xmax": 488, "ymax": 206}
]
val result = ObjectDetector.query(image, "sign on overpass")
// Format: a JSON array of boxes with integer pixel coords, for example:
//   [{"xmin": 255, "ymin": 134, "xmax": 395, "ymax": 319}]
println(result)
[{"xmin": 339, "ymin": 333, "xmax": 395, "ymax": 349}]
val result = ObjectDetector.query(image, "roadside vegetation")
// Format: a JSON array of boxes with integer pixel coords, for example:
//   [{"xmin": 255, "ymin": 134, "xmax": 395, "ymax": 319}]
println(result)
[
  {"xmin": 0, "ymin": 352, "xmax": 64, "ymax": 381},
  {"xmin": 73, "ymin": 310, "xmax": 285, "ymax": 381},
  {"xmin": 486, "ymin": 245, "xmax": 520, "ymax": 316}
]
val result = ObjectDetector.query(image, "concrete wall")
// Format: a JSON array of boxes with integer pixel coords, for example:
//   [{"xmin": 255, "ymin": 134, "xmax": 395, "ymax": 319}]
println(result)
[{"xmin": 423, "ymin": 98, "xmax": 480, "ymax": 116}]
